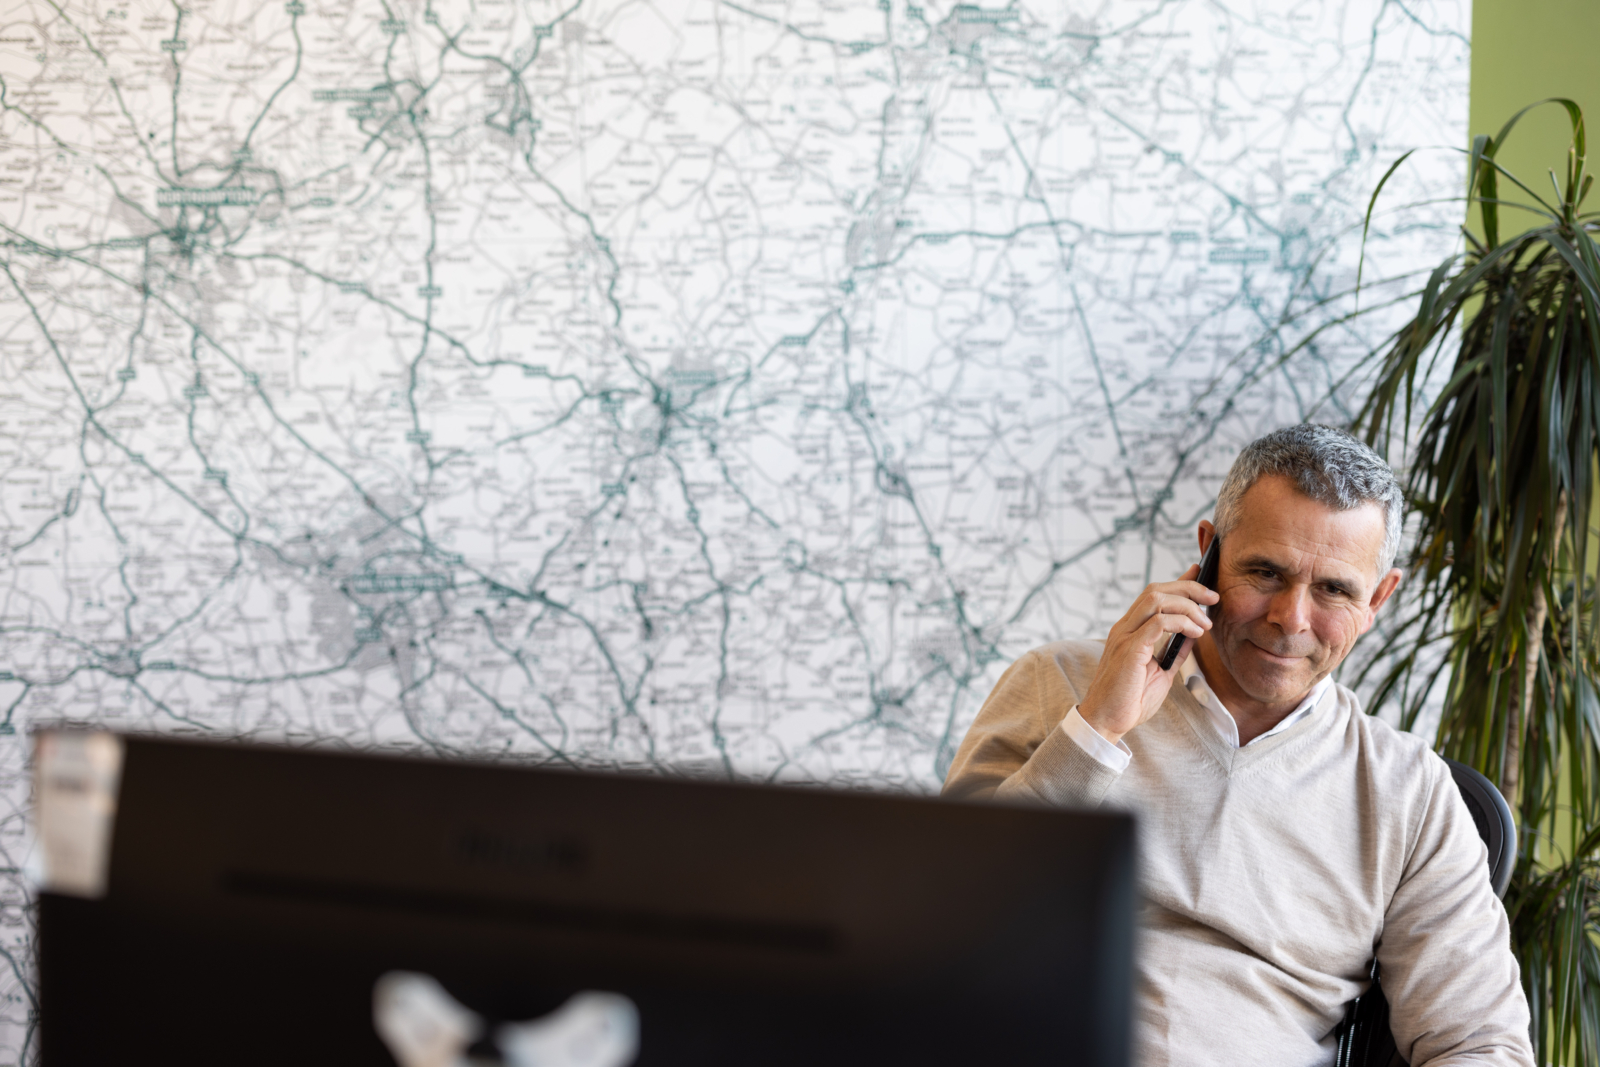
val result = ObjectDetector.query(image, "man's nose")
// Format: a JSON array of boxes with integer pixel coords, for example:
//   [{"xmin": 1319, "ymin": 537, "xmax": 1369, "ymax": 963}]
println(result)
[{"xmin": 1266, "ymin": 585, "xmax": 1313, "ymax": 633}]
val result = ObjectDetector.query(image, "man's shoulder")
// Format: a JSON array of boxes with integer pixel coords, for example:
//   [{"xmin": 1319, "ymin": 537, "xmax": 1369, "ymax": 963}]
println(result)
[
  {"xmin": 1032, "ymin": 637, "xmax": 1108, "ymax": 659},
  {"xmin": 1330, "ymin": 683, "xmax": 1451, "ymax": 791},
  {"xmin": 1026, "ymin": 639, "xmax": 1108, "ymax": 686}
]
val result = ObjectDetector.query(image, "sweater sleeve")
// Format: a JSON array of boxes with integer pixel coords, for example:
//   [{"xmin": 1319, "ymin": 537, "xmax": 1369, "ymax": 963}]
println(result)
[
  {"xmin": 940, "ymin": 648, "xmax": 1121, "ymax": 808},
  {"xmin": 1378, "ymin": 757, "xmax": 1534, "ymax": 1066}
]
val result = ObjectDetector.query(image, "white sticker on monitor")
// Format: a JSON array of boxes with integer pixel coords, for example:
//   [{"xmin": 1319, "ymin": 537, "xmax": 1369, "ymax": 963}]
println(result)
[{"xmin": 33, "ymin": 730, "xmax": 125, "ymax": 898}]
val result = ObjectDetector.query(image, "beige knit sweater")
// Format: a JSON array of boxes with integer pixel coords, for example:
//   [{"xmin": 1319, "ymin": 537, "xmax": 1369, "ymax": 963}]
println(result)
[{"xmin": 943, "ymin": 640, "xmax": 1533, "ymax": 1067}]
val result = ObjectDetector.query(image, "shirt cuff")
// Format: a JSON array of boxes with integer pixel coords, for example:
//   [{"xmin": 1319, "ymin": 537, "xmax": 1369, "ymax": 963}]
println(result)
[{"xmin": 1059, "ymin": 706, "xmax": 1133, "ymax": 774}]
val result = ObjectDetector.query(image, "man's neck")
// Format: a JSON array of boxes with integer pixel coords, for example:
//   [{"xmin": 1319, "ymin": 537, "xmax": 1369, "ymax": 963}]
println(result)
[{"xmin": 1191, "ymin": 639, "xmax": 1320, "ymax": 746}]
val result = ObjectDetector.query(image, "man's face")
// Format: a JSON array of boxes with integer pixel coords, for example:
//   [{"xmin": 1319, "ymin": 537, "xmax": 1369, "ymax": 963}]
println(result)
[{"xmin": 1201, "ymin": 474, "xmax": 1402, "ymax": 710}]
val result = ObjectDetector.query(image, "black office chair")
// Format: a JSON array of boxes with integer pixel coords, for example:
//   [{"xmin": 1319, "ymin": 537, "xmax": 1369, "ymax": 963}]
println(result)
[{"xmin": 1334, "ymin": 758, "xmax": 1517, "ymax": 1067}]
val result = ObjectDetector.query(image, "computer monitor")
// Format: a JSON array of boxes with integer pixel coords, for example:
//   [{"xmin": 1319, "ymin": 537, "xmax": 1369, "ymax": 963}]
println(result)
[{"xmin": 38, "ymin": 731, "xmax": 1136, "ymax": 1065}]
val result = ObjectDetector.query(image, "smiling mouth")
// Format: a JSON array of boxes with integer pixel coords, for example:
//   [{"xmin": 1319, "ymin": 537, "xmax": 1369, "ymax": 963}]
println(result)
[{"xmin": 1248, "ymin": 642, "xmax": 1306, "ymax": 665}]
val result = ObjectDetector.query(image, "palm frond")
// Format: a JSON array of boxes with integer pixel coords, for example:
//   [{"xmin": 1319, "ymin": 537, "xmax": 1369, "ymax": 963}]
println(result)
[{"xmin": 1357, "ymin": 99, "xmax": 1600, "ymax": 1064}]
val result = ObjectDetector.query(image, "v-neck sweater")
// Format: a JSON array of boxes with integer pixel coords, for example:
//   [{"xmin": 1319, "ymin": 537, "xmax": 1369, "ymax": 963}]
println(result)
[{"xmin": 942, "ymin": 640, "xmax": 1533, "ymax": 1067}]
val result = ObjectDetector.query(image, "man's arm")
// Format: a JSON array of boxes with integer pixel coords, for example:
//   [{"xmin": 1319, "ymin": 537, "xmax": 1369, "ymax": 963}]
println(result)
[
  {"xmin": 942, "ymin": 563, "xmax": 1215, "ymax": 805},
  {"xmin": 1379, "ymin": 756, "xmax": 1534, "ymax": 1066},
  {"xmin": 940, "ymin": 646, "xmax": 1124, "ymax": 808}
]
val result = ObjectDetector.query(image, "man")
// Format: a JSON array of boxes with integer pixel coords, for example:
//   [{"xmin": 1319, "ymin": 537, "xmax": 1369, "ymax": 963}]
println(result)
[{"xmin": 943, "ymin": 425, "xmax": 1532, "ymax": 1066}]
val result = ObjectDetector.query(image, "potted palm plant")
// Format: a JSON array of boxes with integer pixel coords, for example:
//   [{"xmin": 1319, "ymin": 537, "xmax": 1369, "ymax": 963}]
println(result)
[{"xmin": 1356, "ymin": 99, "xmax": 1600, "ymax": 1061}]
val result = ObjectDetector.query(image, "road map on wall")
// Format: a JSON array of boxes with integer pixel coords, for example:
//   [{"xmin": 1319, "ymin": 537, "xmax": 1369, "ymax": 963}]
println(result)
[{"xmin": 0, "ymin": 0, "xmax": 1466, "ymax": 1055}]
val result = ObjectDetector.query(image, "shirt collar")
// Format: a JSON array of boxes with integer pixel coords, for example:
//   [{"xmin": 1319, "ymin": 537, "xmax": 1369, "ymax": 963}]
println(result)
[{"xmin": 1177, "ymin": 656, "xmax": 1333, "ymax": 749}]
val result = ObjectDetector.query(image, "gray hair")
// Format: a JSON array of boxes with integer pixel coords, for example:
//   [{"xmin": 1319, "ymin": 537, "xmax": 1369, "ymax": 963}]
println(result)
[{"xmin": 1213, "ymin": 424, "xmax": 1404, "ymax": 574}]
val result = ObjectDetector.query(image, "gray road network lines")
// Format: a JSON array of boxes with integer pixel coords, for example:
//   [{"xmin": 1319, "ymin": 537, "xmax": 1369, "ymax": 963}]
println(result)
[{"xmin": 0, "ymin": 0, "xmax": 1466, "ymax": 1057}]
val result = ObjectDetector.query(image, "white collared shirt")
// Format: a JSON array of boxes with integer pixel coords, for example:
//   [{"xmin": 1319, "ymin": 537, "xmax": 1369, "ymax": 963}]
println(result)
[{"xmin": 1058, "ymin": 660, "xmax": 1335, "ymax": 774}]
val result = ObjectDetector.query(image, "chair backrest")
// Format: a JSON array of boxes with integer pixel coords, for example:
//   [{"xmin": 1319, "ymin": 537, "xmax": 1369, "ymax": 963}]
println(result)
[
  {"xmin": 1335, "ymin": 756, "xmax": 1517, "ymax": 1067},
  {"xmin": 1441, "ymin": 757, "xmax": 1516, "ymax": 899}
]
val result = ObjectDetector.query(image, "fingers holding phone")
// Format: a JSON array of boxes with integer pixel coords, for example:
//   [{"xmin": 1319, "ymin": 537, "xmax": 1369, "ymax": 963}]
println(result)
[
  {"xmin": 1076, "ymin": 542, "xmax": 1222, "ymax": 746},
  {"xmin": 1159, "ymin": 535, "xmax": 1222, "ymax": 669}
]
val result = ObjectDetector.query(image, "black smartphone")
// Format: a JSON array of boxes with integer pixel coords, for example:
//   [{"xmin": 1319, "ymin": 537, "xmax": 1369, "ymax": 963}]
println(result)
[{"xmin": 1158, "ymin": 535, "xmax": 1221, "ymax": 671}]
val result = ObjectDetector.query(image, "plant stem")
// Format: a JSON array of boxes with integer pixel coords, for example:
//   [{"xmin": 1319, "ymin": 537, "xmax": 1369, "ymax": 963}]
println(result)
[{"xmin": 1506, "ymin": 490, "xmax": 1566, "ymax": 814}]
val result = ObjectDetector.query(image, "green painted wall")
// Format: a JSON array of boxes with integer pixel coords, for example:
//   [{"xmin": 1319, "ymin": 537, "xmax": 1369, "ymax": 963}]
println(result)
[
  {"xmin": 1468, "ymin": 0, "xmax": 1600, "ymax": 880},
  {"xmin": 1468, "ymin": 0, "xmax": 1600, "ymax": 237}
]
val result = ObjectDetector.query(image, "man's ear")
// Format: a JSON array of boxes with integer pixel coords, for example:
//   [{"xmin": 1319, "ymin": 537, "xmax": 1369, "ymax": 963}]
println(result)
[
  {"xmin": 1361, "ymin": 567, "xmax": 1404, "ymax": 631},
  {"xmin": 1198, "ymin": 520, "xmax": 1216, "ymax": 555}
]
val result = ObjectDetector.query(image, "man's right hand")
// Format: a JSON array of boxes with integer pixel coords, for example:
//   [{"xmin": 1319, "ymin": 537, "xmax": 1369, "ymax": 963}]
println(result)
[{"xmin": 1076, "ymin": 564, "xmax": 1218, "ymax": 745}]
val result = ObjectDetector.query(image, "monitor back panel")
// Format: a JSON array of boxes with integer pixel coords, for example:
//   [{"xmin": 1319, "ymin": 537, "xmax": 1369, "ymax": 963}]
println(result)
[{"xmin": 40, "ymin": 735, "xmax": 1135, "ymax": 1066}]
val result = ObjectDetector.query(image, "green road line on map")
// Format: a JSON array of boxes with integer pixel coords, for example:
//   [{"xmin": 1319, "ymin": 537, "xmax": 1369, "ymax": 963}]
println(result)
[
  {"xmin": 23, "ymin": 242, "xmax": 422, "ymax": 553},
  {"xmin": 664, "ymin": 452, "xmax": 738, "ymax": 779},
  {"xmin": 236, "ymin": 3, "xmax": 305, "ymax": 161},
  {"xmin": 0, "ymin": 943, "xmax": 37, "ymax": 1062},
  {"xmin": 460, "ymin": 668, "xmax": 580, "ymax": 767},
  {"xmin": 166, "ymin": 0, "xmax": 185, "ymax": 178},
  {"xmin": 0, "ymin": 250, "xmax": 471, "ymax": 708},
  {"xmin": 720, "ymin": 0, "xmax": 885, "ymax": 53},
  {"xmin": 182, "ymin": 338, "xmax": 249, "ymax": 535},
  {"xmin": 471, "ymin": 606, "xmax": 569, "ymax": 733},
  {"xmin": 41, "ymin": 0, "xmax": 169, "ymax": 180},
  {"xmin": 1070, "ymin": 283, "xmax": 1141, "ymax": 507},
  {"xmin": 0, "ymin": 263, "xmax": 244, "ymax": 545}
]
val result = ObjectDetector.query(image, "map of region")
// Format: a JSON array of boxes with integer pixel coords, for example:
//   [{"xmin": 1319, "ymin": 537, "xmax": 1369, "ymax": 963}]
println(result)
[{"xmin": 0, "ymin": 0, "xmax": 1467, "ymax": 1057}]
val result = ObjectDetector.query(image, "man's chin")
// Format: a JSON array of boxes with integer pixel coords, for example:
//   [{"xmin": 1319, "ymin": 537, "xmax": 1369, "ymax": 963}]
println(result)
[{"xmin": 1221, "ymin": 647, "xmax": 1319, "ymax": 706}]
